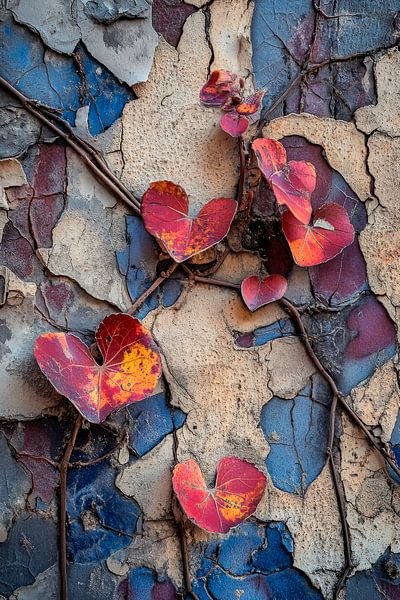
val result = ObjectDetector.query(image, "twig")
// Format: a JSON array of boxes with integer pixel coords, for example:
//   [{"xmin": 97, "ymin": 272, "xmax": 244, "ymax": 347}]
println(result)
[
  {"xmin": 39, "ymin": 104, "xmax": 139, "ymax": 209},
  {"xmin": 181, "ymin": 271, "xmax": 400, "ymax": 478},
  {"xmin": 164, "ymin": 379, "xmax": 200, "ymax": 600},
  {"xmin": 0, "ymin": 76, "xmax": 141, "ymax": 215},
  {"xmin": 69, "ymin": 440, "xmax": 124, "ymax": 468},
  {"xmin": 59, "ymin": 413, "xmax": 83, "ymax": 600},
  {"xmin": 279, "ymin": 298, "xmax": 400, "ymax": 480},
  {"xmin": 126, "ymin": 262, "xmax": 180, "ymax": 315},
  {"xmin": 237, "ymin": 136, "xmax": 246, "ymax": 210},
  {"xmin": 327, "ymin": 394, "xmax": 353, "ymax": 598},
  {"xmin": 16, "ymin": 452, "xmax": 59, "ymax": 468}
]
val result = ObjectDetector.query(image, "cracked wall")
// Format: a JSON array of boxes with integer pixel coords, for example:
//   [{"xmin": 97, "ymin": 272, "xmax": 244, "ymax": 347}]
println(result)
[{"xmin": 1, "ymin": 1, "xmax": 400, "ymax": 599}]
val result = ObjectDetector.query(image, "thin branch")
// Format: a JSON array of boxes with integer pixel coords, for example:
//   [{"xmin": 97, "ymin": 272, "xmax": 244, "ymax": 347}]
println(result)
[
  {"xmin": 237, "ymin": 136, "xmax": 246, "ymax": 210},
  {"xmin": 0, "ymin": 76, "xmax": 141, "ymax": 214},
  {"xmin": 164, "ymin": 379, "xmax": 200, "ymax": 600},
  {"xmin": 279, "ymin": 298, "xmax": 400, "ymax": 480},
  {"xmin": 182, "ymin": 271, "xmax": 400, "ymax": 479},
  {"xmin": 59, "ymin": 413, "xmax": 83, "ymax": 600},
  {"xmin": 126, "ymin": 262, "xmax": 180, "ymax": 315},
  {"xmin": 69, "ymin": 439, "xmax": 124, "ymax": 468},
  {"xmin": 16, "ymin": 452, "xmax": 59, "ymax": 468},
  {"xmin": 327, "ymin": 394, "xmax": 353, "ymax": 598}
]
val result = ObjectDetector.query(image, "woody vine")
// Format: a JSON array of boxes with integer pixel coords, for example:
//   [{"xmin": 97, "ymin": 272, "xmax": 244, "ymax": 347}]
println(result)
[{"xmin": 3, "ymin": 69, "xmax": 400, "ymax": 600}]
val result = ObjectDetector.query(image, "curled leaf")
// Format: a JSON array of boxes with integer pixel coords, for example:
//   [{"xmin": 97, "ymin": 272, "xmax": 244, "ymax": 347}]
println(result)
[
  {"xmin": 241, "ymin": 274, "xmax": 287, "ymax": 311},
  {"xmin": 252, "ymin": 138, "xmax": 316, "ymax": 224},
  {"xmin": 236, "ymin": 91, "xmax": 265, "ymax": 115},
  {"xmin": 282, "ymin": 203, "xmax": 355, "ymax": 267},
  {"xmin": 199, "ymin": 69, "xmax": 237, "ymax": 106},
  {"xmin": 34, "ymin": 314, "xmax": 162, "ymax": 423},
  {"xmin": 172, "ymin": 457, "xmax": 266, "ymax": 533},
  {"xmin": 141, "ymin": 181, "xmax": 237, "ymax": 262},
  {"xmin": 220, "ymin": 112, "xmax": 249, "ymax": 137}
]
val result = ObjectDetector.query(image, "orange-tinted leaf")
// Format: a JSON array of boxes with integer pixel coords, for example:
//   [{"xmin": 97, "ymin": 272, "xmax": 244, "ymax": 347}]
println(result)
[
  {"xmin": 252, "ymin": 138, "xmax": 316, "ymax": 224},
  {"xmin": 141, "ymin": 181, "xmax": 237, "ymax": 262},
  {"xmin": 220, "ymin": 112, "xmax": 249, "ymax": 137},
  {"xmin": 282, "ymin": 203, "xmax": 355, "ymax": 267},
  {"xmin": 236, "ymin": 91, "xmax": 264, "ymax": 115},
  {"xmin": 252, "ymin": 138, "xmax": 287, "ymax": 178},
  {"xmin": 34, "ymin": 314, "xmax": 162, "ymax": 423},
  {"xmin": 241, "ymin": 274, "xmax": 287, "ymax": 311},
  {"xmin": 199, "ymin": 69, "xmax": 237, "ymax": 106},
  {"xmin": 172, "ymin": 457, "xmax": 266, "ymax": 533}
]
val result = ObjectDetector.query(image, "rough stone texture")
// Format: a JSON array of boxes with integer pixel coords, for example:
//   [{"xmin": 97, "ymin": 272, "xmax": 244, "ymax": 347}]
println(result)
[
  {"xmin": 121, "ymin": 4, "xmax": 253, "ymax": 204},
  {"xmin": 41, "ymin": 150, "xmax": 131, "ymax": 311},
  {"xmin": 1, "ymin": 1, "xmax": 400, "ymax": 599},
  {"xmin": 0, "ymin": 158, "xmax": 26, "ymax": 208},
  {"xmin": 0, "ymin": 269, "xmax": 61, "ymax": 418}
]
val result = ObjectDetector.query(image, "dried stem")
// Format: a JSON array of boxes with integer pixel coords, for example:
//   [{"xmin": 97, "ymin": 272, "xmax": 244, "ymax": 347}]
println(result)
[
  {"xmin": 165, "ymin": 379, "xmax": 200, "ymax": 600},
  {"xmin": 0, "ymin": 76, "xmax": 141, "ymax": 215},
  {"xmin": 183, "ymin": 272, "xmax": 400, "ymax": 478},
  {"xmin": 237, "ymin": 136, "xmax": 246, "ymax": 209},
  {"xmin": 279, "ymin": 298, "xmax": 400, "ymax": 479},
  {"xmin": 126, "ymin": 262, "xmax": 180, "ymax": 315},
  {"xmin": 327, "ymin": 393, "xmax": 353, "ymax": 598},
  {"xmin": 59, "ymin": 413, "xmax": 83, "ymax": 600}
]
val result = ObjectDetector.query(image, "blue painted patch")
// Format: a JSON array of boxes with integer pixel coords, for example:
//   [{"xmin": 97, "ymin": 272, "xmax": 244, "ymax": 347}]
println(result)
[
  {"xmin": 192, "ymin": 521, "xmax": 322, "ymax": 600},
  {"xmin": 67, "ymin": 460, "xmax": 140, "ymax": 563},
  {"xmin": 0, "ymin": 512, "xmax": 57, "ymax": 596},
  {"xmin": 235, "ymin": 318, "xmax": 296, "ymax": 348},
  {"xmin": 126, "ymin": 390, "xmax": 186, "ymax": 457},
  {"xmin": 304, "ymin": 295, "xmax": 397, "ymax": 396},
  {"xmin": 260, "ymin": 376, "xmax": 331, "ymax": 495},
  {"xmin": 116, "ymin": 216, "xmax": 183, "ymax": 319},
  {"xmin": 118, "ymin": 566, "xmax": 178, "ymax": 599},
  {"xmin": 251, "ymin": 0, "xmax": 400, "ymax": 119},
  {"xmin": 346, "ymin": 547, "xmax": 400, "ymax": 600},
  {"xmin": 0, "ymin": 14, "xmax": 135, "ymax": 134}
]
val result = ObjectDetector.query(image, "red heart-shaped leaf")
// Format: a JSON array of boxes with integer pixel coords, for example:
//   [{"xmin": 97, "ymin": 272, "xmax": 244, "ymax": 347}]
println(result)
[
  {"xmin": 172, "ymin": 457, "xmax": 266, "ymax": 533},
  {"xmin": 241, "ymin": 274, "xmax": 287, "ymax": 311},
  {"xmin": 252, "ymin": 138, "xmax": 316, "ymax": 224},
  {"xmin": 282, "ymin": 203, "xmax": 355, "ymax": 267},
  {"xmin": 199, "ymin": 69, "xmax": 237, "ymax": 106},
  {"xmin": 34, "ymin": 314, "xmax": 162, "ymax": 423},
  {"xmin": 220, "ymin": 112, "xmax": 249, "ymax": 137},
  {"xmin": 141, "ymin": 181, "xmax": 237, "ymax": 262}
]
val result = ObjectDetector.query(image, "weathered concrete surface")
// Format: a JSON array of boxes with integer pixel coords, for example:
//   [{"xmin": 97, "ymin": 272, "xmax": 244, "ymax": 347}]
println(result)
[
  {"xmin": 1, "ymin": 1, "xmax": 400, "ymax": 599},
  {"xmin": 121, "ymin": 2, "xmax": 253, "ymax": 204}
]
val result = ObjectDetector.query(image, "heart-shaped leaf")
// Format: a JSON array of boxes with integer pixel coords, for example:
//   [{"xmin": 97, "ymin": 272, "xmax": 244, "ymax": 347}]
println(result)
[
  {"xmin": 141, "ymin": 181, "xmax": 237, "ymax": 262},
  {"xmin": 220, "ymin": 112, "xmax": 249, "ymax": 137},
  {"xmin": 252, "ymin": 138, "xmax": 316, "ymax": 224},
  {"xmin": 172, "ymin": 457, "xmax": 266, "ymax": 533},
  {"xmin": 282, "ymin": 203, "xmax": 355, "ymax": 267},
  {"xmin": 34, "ymin": 314, "xmax": 162, "ymax": 423},
  {"xmin": 199, "ymin": 69, "xmax": 237, "ymax": 106},
  {"xmin": 241, "ymin": 274, "xmax": 287, "ymax": 311}
]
